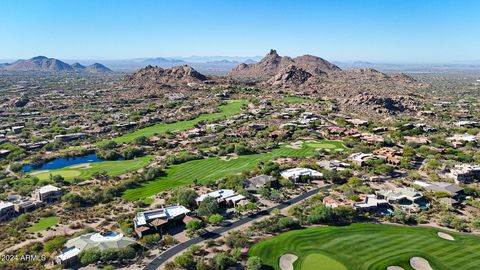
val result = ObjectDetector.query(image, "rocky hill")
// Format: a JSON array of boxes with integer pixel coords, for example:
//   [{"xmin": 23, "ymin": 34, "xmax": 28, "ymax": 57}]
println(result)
[
  {"xmin": 229, "ymin": 50, "xmax": 428, "ymax": 115},
  {"xmin": 228, "ymin": 49, "xmax": 340, "ymax": 79},
  {"xmin": 124, "ymin": 65, "xmax": 209, "ymax": 92},
  {"xmin": 269, "ymin": 66, "xmax": 426, "ymax": 115}
]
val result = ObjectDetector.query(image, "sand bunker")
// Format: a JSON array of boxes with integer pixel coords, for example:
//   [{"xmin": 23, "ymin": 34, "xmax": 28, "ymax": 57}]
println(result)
[
  {"xmin": 386, "ymin": 267, "xmax": 404, "ymax": 270},
  {"xmin": 30, "ymin": 170, "xmax": 49, "ymax": 175},
  {"xmin": 69, "ymin": 163, "xmax": 91, "ymax": 169},
  {"xmin": 220, "ymin": 154, "xmax": 238, "ymax": 161},
  {"xmin": 286, "ymin": 141, "xmax": 303, "ymax": 149},
  {"xmin": 437, "ymin": 232, "xmax": 455, "ymax": 241},
  {"xmin": 410, "ymin": 257, "xmax": 433, "ymax": 270},
  {"xmin": 279, "ymin": 253, "xmax": 298, "ymax": 270}
]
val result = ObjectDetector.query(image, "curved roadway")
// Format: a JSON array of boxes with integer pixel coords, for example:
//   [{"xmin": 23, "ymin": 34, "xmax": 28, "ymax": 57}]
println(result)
[{"xmin": 143, "ymin": 187, "xmax": 322, "ymax": 270}]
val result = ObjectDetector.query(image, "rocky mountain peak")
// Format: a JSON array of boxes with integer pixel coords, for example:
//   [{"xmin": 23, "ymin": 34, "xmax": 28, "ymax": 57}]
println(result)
[{"xmin": 229, "ymin": 49, "xmax": 339, "ymax": 79}]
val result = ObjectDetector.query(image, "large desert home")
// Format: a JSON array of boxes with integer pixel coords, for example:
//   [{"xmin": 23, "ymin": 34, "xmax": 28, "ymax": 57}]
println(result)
[
  {"xmin": 134, "ymin": 205, "xmax": 191, "ymax": 237},
  {"xmin": 280, "ymin": 168, "xmax": 323, "ymax": 182},
  {"xmin": 56, "ymin": 232, "xmax": 136, "ymax": 267},
  {"xmin": 376, "ymin": 187, "xmax": 429, "ymax": 212}
]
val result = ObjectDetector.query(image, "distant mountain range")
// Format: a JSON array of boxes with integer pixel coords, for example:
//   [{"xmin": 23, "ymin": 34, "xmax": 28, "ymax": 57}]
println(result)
[
  {"xmin": 0, "ymin": 56, "xmax": 113, "ymax": 73},
  {"xmin": 2, "ymin": 55, "xmax": 479, "ymax": 74}
]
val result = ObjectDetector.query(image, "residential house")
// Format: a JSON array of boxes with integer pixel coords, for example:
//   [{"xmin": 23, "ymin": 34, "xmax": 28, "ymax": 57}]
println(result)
[
  {"xmin": 280, "ymin": 168, "xmax": 323, "ymax": 182},
  {"xmin": 134, "ymin": 205, "xmax": 191, "ymax": 237},
  {"xmin": 269, "ymin": 130, "xmax": 291, "ymax": 138},
  {"xmin": 414, "ymin": 181, "xmax": 464, "ymax": 206},
  {"xmin": 353, "ymin": 133, "xmax": 384, "ymax": 144},
  {"xmin": 54, "ymin": 133, "xmax": 87, "ymax": 142},
  {"xmin": 248, "ymin": 123, "xmax": 267, "ymax": 131},
  {"xmin": 405, "ymin": 136, "xmax": 430, "ymax": 145},
  {"xmin": 316, "ymin": 160, "xmax": 351, "ymax": 171},
  {"xmin": 454, "ymin": 121, "xmax": 479, "ymax": 128},
  {"xmin": 11, "ymin": 126, "xmax": 25, "ymax": 134},
  {"xmin": 196, "ymin": 189, "xmax": 246, "ymax": 206},
  {"xmin": 7, "ymin": 195, "xmax": 42, "ymax": 213},
  {"xmin": 376, "ymin": 187, "xmax": 428, "ymax": 212},
  {"xmin": 323, "ymin": 196, "xmax": 355, "ymax": 208},
  {"xmin": 32, "ymin": 185, "xmax": 62, "ymax": 203},
  {"xmin": 245, "ymin": 175, "xmax": 278, "ymax": 193},
  {"xmin": 354, "ymin": 194, "xmax": 389, "ymax": 211},
  {"xmin": 0, "ymin": 149, "xmax": 10, "ymax": 159},
  {"xmin": 447, "ymin": 164, "xmax": 480, "ymax": 184},
  {"xmin": 373, "ymin": 147, "xmax": 401, "ymax": 166},
  {"xmin": 346, "ymin": 118, "xmax": 369, "ymax": 126},
  {"xmin": 56, "ymin": 232, "xmax": 136, "ymax": 268},
  {"xmin": 349, "ymin": 153, "xmax": 379, "ymax": 166},
  {"xmin": 0, "ymin": 201, "xmax": 15, "ymax": 222},
  {"xmin": 447, "ymin": 134, "xmax": 478, "ymax": 148}
]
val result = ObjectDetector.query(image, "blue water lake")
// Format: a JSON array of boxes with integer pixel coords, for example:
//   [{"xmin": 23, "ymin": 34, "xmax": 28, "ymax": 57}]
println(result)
[{"xmin": 22, "ymin": 153, "xmax": 104, "ymax": 172}]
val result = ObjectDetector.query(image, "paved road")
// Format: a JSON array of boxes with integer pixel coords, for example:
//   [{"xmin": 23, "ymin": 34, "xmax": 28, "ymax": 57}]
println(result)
[{"xmin": 143, "ymin": 187, "xmax": 322, "ymax": 270}]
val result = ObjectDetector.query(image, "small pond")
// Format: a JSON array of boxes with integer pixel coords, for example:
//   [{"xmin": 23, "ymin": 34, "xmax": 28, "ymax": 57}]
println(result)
[{"xmin": 22, "ymin": 153, "xmax": 105, "ymax": 172}]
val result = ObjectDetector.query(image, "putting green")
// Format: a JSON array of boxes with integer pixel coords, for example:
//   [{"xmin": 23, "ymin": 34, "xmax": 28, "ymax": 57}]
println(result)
[
  {"xmin": 30, "ymin": 156, "xmax": 154, "ymax": 183},
  {"xmin": 301, "ymin": 253, "xmax": 347, "ymax": 270},
  {"xmin": 122, "ymin": 141, "xmax": 346, "ymax": 200},
  {"xmin": 249, "ymin": 223, "xmax": 480, "ymax": 270},
  {"xmin": 306, "ymin": 141, "xmax": 344, "ymax": 150}
]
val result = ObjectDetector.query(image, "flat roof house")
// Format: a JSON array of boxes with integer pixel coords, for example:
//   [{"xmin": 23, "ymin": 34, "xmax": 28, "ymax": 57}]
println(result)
[
  {"xmin": 54, "ymin": 133, "xmax": 87, "ymax": 142},
  {"xmin": 0, "ymin": 201, "xmax": 15, "ymax": 222},
  {"xmin": 349, "ymin": 153, "xmax": 377, "ymax": 166},
  {"xmin": 447, "ymin": 164, "xmax": 480, "ymax": 184},
  {"xmin": 7, "ymin": 195, "xmax": 42, "ymax": 214},
  {"xmin": 354, "ymin": 194, "xmax": 389, "ymax": 211},
  {"xmin": 414, "ymin": 181, "xmax": 464, "ymax": 197},
  {"xmin": 280, "ymin": 168, "xmax": 322, "ymax": 182},
  {"xmin": 134, "ymin": 205, "xmax": 190, "ymax": 237},
  {"xmin": 0, "ymin": 149, "xmax": 11, "ymax": 158},
  {"xmin": 317, "ymin": 160, "xmax": 351, "ymax": 171},
  {"xmin": 195, "ymin": 189, "xmax": 246, "ymax": 206},
  {"xmin": 32, "ymin": 185, "xmax": 62, "ymax": 203}
]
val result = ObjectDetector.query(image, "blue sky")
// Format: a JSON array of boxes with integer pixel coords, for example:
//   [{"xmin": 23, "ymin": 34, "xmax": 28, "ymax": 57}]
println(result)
[{"xmin": 0, "ymin": 0, "xmax": 479, "ymax": 62}]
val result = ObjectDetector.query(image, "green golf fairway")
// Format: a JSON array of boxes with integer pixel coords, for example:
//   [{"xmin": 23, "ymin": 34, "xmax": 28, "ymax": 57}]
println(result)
[
  {"xmin": 99, "ymin": 99, "xmax": 247, "ymax": 144},
  {"xmin": 248, "ymin": 223, "xmax": 480, "ymax": 270},
  {"xmin": 122, "ymin": 140, "xmax": 346, "ymax": 200}
]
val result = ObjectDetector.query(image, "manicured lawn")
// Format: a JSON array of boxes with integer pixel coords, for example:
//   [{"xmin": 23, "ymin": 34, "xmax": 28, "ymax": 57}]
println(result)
[
  {"xmin": 30, "ymin": 155, "xmax": 154, "ymax": 183},
  {"xmin": 122, "ymin": 141, "xmax": 345, "ymax": 200},
  {"xmin": 248, "ymin": 223, "xmax": 480, "ymax": 270},
  {"xmin": 26, "ymin": 216, "xmax": 59, "ymax": 233},
  {"xmin": 101, "ymin": 100, "xmax": 248, "ymax": 144}
]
